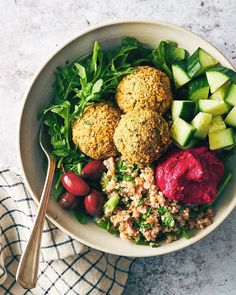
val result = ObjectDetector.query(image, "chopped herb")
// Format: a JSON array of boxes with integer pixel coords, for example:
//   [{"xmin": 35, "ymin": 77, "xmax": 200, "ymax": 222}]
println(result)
[
  {"xmin": 157, "ymin": 206, "xmax": 168, "ymax": 215},
  {"xmin": 158, "ymin": 206, "xmax": 175, "ymax": 228},
  {"xmin": 140, "ymin": 221, "xmax": 153, "ymax": 229},
  {"xmin": 149, "ymin": 242, "xmax": 160, "ymax": 248},
  {"xmin": 102, "ymin": 172, "xmax": 110, "ymax": 187},
  {"xmin": 113, "ymin": 175, "xmax": 119, "ymax": 182},
  {"xmin": 135, "ymin": 238, "xmax": 159, "ymax": 247},
  {"xmin": 180, "ymin": 227, "xmax": 191, "ymax": 239},
  {"xmin": 117, "ymin": 159, "xmax": 127, "ymax": 171},
  {"xmin": 137, "ymin": 197, "xmax": 147, "ymax": 207},
  {"xmin": 141, "ymin": 208, "xmax": 152, "ymax": 220},
  {"xmin": 122, "ymin": 174, "xmax": 135, "ymax": 182},
  {"xmin": 83, "ymin": 120, "xmax": 92, "ymax": 125},
  {"xmin": 161, "ymin": 211, "xmax": 175, "ymax": 228},
  {"xmin": 130, "ymin": 163, "xmax": 139, "ymax": 173}
]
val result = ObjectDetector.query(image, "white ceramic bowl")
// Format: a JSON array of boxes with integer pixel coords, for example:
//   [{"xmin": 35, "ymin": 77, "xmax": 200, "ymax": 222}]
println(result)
[{"xmin": 18, "ymin": 20, "xmax": 236, "ymax": 257}]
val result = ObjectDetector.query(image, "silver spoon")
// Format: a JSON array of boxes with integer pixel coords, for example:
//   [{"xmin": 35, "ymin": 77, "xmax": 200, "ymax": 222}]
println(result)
[{"xmin": 16, "ymin": 124, "xmax": 56, "ymax": 289}]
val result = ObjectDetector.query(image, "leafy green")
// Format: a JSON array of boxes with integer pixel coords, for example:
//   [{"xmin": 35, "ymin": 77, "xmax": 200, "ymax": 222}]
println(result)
[
  {"xmin": 134, "ymin": 231, "xmax": 160, "ymax": 247},
  {"xmin": 217, "ymin": 170, "xmax": 232, "ymax": 198},
  {"xmin": 114, "ymin": 160, "xmax": 139, "ymax": 182},
  {"xmin": 139, "ymin": 221, "xmax": 153, "ymax": 229},
  {"xmin": 41, "ymin": 37, "xmax": 152, "ymax": 190},
  {"xmin": 94, "ymin": 217, "xmax": 119, "ymax": 236},
  {"xmin": 158, "ymin": 206, "xmax": 175, "ymax": 228},
  {"xmin": 137, "ymin": 197, "xmax": 147, "ymax": 207},
  {"xmin": 122, "ymin": 175, "xmax": 135, "ymax": 182},
  {"xmin": 180, "ymin": 227, "xmax": 191, "ymax": 239},
  {"xmin": 74, "ymin": 207, "xmax": 90, "ymax": 224},
  {"xmin": 198, "ymin": 170, "xmax": 233, "ymax": 211},
  {"xmin": 152, "ymin": 41, "xmax": 186, "ymax": 78},
  {"xmin": 161, "ymin": 212, "xmax": 175, "ymax": 228}
]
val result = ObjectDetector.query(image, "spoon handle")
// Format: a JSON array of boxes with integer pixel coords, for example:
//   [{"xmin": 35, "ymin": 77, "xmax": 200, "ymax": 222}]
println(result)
[{"xmin": 16, "ymin": 158, "xmax": 55, "ymax": 289}]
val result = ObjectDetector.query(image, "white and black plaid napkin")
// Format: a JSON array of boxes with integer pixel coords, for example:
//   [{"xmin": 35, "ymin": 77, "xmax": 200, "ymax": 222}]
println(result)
[{"xmin": 0, "ymin": 167, "xmax": 134, "ymax": 294}]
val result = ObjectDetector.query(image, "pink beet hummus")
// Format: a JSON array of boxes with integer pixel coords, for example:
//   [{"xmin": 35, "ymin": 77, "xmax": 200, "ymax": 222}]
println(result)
[{"xmin": 155, "ymin": 146, "xmax": 224, "ymax": 204}]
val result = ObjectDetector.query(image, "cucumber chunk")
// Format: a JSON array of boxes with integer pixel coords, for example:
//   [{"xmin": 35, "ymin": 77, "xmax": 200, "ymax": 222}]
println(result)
[
  {"xmin": 225, "ymin": 106, "xmax": 236, "ymax": 127},
  {"xmin": 209, "ymin": 128, "xmax": 235, "ymax": 150},
  {"xmin": 188, "ymin": 76, "xmax": 209, "ymax": 100},
  {"xmin": 172, "ymin": 62, "xmax": 190, "ymax": 88},
  {"xmin": 209, "ymin": 81, "xmax": 232, "ymax": 113},
  {"xmin": 198, "ymin": 99, "xmax": 227, "ymax": 115},
  {"xmin": 225, "ymin": 83, "xmax": 236, "ymax": 106},
  {"xmin": 187, "ymin": 48, "xmax": 218, "ymax": 78},
  {"xmin": 191, "ymin": 112, "xmax": 212, "ymax": 140},
  {"xmin": 206, "ymin": 66, "xmax": 236, "ymax": 93},
  {"xmin": 171, "ymin": 100, "xmax": 196, "ymax": 121},
  {"xmin": 208, "ymin": 115, "xmax": 226, "ymax": 134},
  {"xmin": 209, "ymin": 80, "xmax": 231, "ymax": 100},
  {"xmin": 170, "ymin": 117, "xmax": 196, "ymax": 147},
  {"xmin": 174, "ymin": 138, "xmax": 199, "ymax": 150}
]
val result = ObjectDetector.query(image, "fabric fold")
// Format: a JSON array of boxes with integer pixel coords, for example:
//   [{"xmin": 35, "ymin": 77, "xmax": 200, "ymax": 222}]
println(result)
[{"xmin": 0, "ymin": 167, "xmax": 133, "ymax": 294}]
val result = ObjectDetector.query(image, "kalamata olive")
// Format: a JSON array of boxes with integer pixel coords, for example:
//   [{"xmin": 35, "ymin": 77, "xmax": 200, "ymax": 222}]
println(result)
[
  {"xmin": 81, "ymin": 160, "xmax": 107, "ymax": 180},
  {"xmin": 84, "ymin": 188, "xmax": 105, "ymax": 216},
  {"xmin": 61, "ymin": 167, "xmax": 90, "ymax": 196},
  {"xmin": 59, "ymin": 192, "xmax": 79, "ymax": 210}
]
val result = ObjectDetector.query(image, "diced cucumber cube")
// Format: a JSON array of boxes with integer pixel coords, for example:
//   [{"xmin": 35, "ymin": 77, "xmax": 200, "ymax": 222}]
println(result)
[
  {"xmin": 198, "ymin": 99, "xmax": 227, "ymax": 115},
  {"xmin": 206, "ymin": 66, "xmax": 236, "ymax": 93},
  {"xmin": 209, "ymin": 81, "xmax": 232, "ymax": 113},
  {"xmin": 187, "ymin": 48, "xmax": 218, "ymax": 78},
  {"xmin": 172, "ymin": 62, "xmax": 190, "ymax": 88},
  {"xmin": 225, "ymin": 83, "xmax": 236, "ymax": 106},
  {"xmin": 209, "ymin": 80, "xmax": 231, "ymax": 100},
  {"xmin": 208, "ymin": 116, "xmax": 226, "ymax": 134},
  {"xmin": 170, "ymin": 117, "xmax": 196, "ymax": 147},
  {"xmin": 209, "ymin": 128, "xmax": 235, "ymax": 150},
  {"xmin": 191, "ymin": 112, "xmax": 212, "ymax": 140},
  {"xmin": 225, "ymin": 106, "xmax": 236, "ymax": 127},
  {"xmin": 171, "ymin": 100, "xmax": 196, "ymax": 121},
  {"xmin": 174, "ymin": 138, "xmax": 199, "ymax": 150},
  {"xmin": 188, "ymin": 76, "xmax": 209, "ymax": 100}
]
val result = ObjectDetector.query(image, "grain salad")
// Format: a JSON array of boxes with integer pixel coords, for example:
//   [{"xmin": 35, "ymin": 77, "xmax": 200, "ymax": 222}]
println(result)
[{"xmin": 96, "ymin": 157, "xmax": 214, "ymax": 246}]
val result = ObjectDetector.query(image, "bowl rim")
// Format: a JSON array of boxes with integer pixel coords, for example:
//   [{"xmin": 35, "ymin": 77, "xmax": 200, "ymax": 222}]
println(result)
[{"xmin": 17, "ymin": 19, "xmax": 236, "ymax": 257}]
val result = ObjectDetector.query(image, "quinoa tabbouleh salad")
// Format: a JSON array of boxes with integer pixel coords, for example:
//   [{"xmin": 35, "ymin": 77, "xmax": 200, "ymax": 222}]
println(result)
[{"xmin": 41, "ymin": 37, "xmax": 236, "ymax": 247}]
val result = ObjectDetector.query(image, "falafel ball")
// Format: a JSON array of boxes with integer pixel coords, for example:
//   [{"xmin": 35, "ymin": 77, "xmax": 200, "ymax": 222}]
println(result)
[
  {"xmin": 72, "ymin": 102, "xmax": 120, "ymax": 159},
  {"xmin": 116, "ymin": 66, "xmax": 173, "ymax": 114},
  {"xmin": 114, "ymin": 109, "xmax": 171, "ymax": 165}
]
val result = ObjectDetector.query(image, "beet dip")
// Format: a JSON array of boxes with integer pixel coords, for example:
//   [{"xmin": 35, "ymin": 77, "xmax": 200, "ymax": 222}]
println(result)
[{"xmin": 155, "ymin": 146, "xmax": 224, "ymax": 204}]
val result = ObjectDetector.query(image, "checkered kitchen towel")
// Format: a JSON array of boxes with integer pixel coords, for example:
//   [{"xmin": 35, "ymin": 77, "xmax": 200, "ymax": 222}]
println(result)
[{"xmin": 0, "ymin": 167, "xmax": 134, "ymax": 294}]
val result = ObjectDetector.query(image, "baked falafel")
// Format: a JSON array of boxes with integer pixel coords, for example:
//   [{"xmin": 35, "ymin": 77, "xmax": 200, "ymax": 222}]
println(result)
[
  {"xmin": 113, "ymin": 109, "xmax": 171, "ymax": 165},
  {"xmin": 72, "ymin": 102, "xmax": 120, "ymax": 159},
  {"xmin": 116, "ymin": 66, "xmax": 173, "ymax": 114}
]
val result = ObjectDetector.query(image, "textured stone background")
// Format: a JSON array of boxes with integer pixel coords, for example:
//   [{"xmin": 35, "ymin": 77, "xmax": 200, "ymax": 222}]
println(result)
[{"xmin": 0, "ymin": 0, "xmax": 235, "ymax": 294}]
